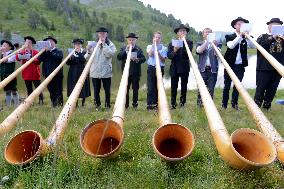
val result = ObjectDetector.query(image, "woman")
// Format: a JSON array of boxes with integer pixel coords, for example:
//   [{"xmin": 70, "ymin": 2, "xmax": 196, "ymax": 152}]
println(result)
[
  {"xmin": 0, "ymin": 40, "xmax": 19, "ymax": 108},
  {"xmin": 16, "ymin": 36, "xmax": 43, "ymax": 104},
  {"xmin": 67, "ymin": 38, "xmax": 91, "ymax": 106}
]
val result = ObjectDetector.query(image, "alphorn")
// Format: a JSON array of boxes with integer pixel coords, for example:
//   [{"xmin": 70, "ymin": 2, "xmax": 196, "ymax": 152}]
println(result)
[
  {"xmin": 80, "ymin": 46, "xmax": 132, "ymax": 159},
  {"xmin": 4, "ymin": 45, "xmax": 98, "ymax": 165},
  {"xmin": 212, "ymin": 43, "xmax": 284, "ymax": 164},
  {"xmin": 245, "ymin": 33, "xmax": 284, "ymax": 77},
  {"xmin": 152, "ymin": 42, "xmax": 195, "ymax": 162},
  {"xmin": 183, "ymin": 38, "xmax": 276, "ymax": 169},
  {"xmin": 0, "ymin": 50, "xmax": 75, "ymax": 138},
  {"xmin": 0, "ymin": 49, "xmax": 45, "ymax": 90},
  {"xmin": 0, "ymin": 46, "xmax": 26, "ymax": 64}
]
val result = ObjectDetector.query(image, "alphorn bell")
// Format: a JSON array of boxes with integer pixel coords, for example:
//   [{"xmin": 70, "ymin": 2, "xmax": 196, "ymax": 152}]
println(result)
[
  {"xmin": 80, "ymin": 46, "xmax": 133, "ymax": 159},
  {"xmin": 0, "ymin": 46, "xmax": 26, "ymax": 64},
  {"xmin": 183, "ymin": 38, "xmax": 276, "ymax": 169},
  {"xmin": 0, "ymin": 50, "xmax": 75, "ymax": 138},
  {"xmin": 4, "ymin": 45, "xmax": 98, "ymax": 165},
  {"xmin": 152, "ymin": 43, "xmax": 195, "ymax": 162},
  {"xmin": 245, "ymin": 33, "xmax": 284, "ymax": 77},
  {"xmin": 212, "ymin": 43, "xmax": 284, "ymax": 164},
  {"xmin": 0, "ymin": 49, "xmax": 45, "ymax": 90}
]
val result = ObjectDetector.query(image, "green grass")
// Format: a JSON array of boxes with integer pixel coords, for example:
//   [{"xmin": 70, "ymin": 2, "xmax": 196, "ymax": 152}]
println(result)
[{"xmin": 0, "ymin": 89, "xmax": 284, "ymax": 188}]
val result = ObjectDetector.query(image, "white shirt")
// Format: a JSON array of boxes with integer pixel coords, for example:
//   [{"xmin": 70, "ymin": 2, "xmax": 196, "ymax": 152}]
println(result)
[
  {"xmin": 2, "ymin": 50, "xmax": 16, "ymax": 63},
  {"xmin": 227, "ymin": 32, "xmax": 255, "ymax": 65}
]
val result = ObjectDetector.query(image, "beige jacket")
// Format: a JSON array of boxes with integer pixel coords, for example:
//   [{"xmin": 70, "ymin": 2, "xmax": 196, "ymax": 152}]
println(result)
[{"xmin": 85, "ymin": 40, "xmax": 116, "ymax": 78}]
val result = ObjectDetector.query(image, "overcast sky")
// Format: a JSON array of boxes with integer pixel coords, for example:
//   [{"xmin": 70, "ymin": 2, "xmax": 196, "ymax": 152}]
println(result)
[{"xmin": 139, "ymin": 0, "xmax": 284, "ymax": 37}]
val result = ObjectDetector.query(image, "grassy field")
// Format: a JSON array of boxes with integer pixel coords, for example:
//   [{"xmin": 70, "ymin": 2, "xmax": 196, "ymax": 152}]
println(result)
[{"xmin": 0, "ymin": 89, "xmax": 284, "ymax": 188}]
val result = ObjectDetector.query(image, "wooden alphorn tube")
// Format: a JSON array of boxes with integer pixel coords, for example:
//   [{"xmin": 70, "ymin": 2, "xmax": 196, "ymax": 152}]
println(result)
[
  {"xmin": 183, "ymin": 38, "xmax": 276, "ymax": 169},
  {"xmin": 0, "ymin": 50, "xmax": 75, "ymax": 137},
  {"xmin": 0, "ymin": 46, "xmax": 26, "ymax": 64},
  {"xmin": 80, "ymin": 46, "xmax": 133, "ymax": 159},
  {"xmin": 212, "ymin": 43, "xmax": 284, "ymax": 165},
  {"xmin": 4, "ymin": 45, "xmax": 98, "ymax": 165},
  {"xmin": 152, "ymin": 43, "xmax": 195, "ymax": 162},
  {"xmin": 0, "ymin": 49, "xmax": 45, "ymax": 90},
  {"xmin": 245, "ymin": 34, "xmax": 284, "ymax": 77}
]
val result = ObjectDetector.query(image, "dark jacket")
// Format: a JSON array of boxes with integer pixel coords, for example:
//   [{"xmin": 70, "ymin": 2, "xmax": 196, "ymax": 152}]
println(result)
[
  {"xmin": 38, "ymin": 48, "xmax": 64, "ymax": 78},
  {"xmin": 196, "ymin": 41, "xmax": 222, "ymax": 73},
  {"xmin": 66, "ymin": 50, "xmax": 91, "ymax": 98},
  {"xmin": 224, "ymin": 33, "xmax": 248, "ymax": 67},
  {"xmin": 117, "ymin": 45, "xmax": 146, "ymax": 77},
  {"xmin": 0, "ymin": 52, "xmax": 15, "ymax": 76},
  {"xmin": 256, "ymin": 34, "xmax": 284, "ymax": 71},
  {"xmin": 167, "ymin": 39, "xmax": 193, "ymax": 76}
]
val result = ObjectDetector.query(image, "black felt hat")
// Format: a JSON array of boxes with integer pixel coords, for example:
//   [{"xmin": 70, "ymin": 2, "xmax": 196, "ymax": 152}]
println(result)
[
  {"xmin": 266, "ymin": 18, "xmax": 283, "ymax": 25},
  {"xmin": 72, "ymin": 38, "xmax": 84, "ymax": 44},
  {"xmin": 1, "ymin": 40, "xmax": 14, "ymax": 50},
  {"xmin": 125, "ymin": 33, "xmax": 138, "ymax": 39},
  {"xmin": 96, "ymin": 27, "xmax": 108, "ymax": 33},
  {"xmin": 24, "ymin": 36, "xmax": 36, "ymax": 44},
  {"xmin": 174, "ymin": 24, "xmax": 190, "ymax": 34},
  {"xmin": 231, "ymin": 17, "xmax": 249, "ymax": 28},
  {"xmin": 43, "ymin": 36, "xmax": 58, "ymax": 44}
]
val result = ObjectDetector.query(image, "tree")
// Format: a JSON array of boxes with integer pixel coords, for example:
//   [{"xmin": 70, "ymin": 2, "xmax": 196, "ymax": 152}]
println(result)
[
  {"xmin": 4, "ymin": 5, "xmax": 13, "ymax": 20},
  {"xmin": 115, "ymin": 25, "xmax": 124, "ymax": 42},
  {"xmin": 44, "ymin": 0, "xmax": 59, "ymax": 11},
  {"xmin": 28, "ymin": 11, "xmax": 40, "ymax": 29},
  {"xmin": 132, "ymin": 10, "xmax": 143, "ymax": 20},
  {"xmin": 50, "ymin": 21, "xmax": 56, "ymax": 31},
  {"xmin": 147, "ymin": 30, "xmax": 153, "ymax": 43},
  {"xmin": 40, "ymin": 16, "xmax": 49, "ymax": 30},
  {"xmin": 84, "ymin": 24, "xmax": 93, "ymax": 40},
  {"xmin": 3, "ymin": 29, "xmax": 12, "ymax": 40},
  {"xmin": 101, "ymin": 12, "xmax": 107, "ymax": 23},
  {"xmin": 106, "ymin": 23, "xmax": 113, "ymax": 39}
]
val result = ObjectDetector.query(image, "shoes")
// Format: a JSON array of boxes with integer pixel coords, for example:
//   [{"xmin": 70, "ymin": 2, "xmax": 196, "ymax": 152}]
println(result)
[
  {"xmin": 180, "ymin": 103, "xmax": 185, "ymax": 107},
  {"xmin": 232, "ymin": 104, "xmax": 240, "ymax": 111},
  {"xmin": 147, "ymin": 104, "xmax": 158, "ymax": 110},
  {"xmin": 171, "ymin": 104, "xmax": 176, "ymax": 110},
  {"xmin": 221, "ymin": 104, "xmax": 227, "ymax": 109},
  {"xmin": 38, "ymin": 99, "xmax": 44, "ymax": 105},
  {"xmin": 262, "ymin": 102, "xmax": 271, "ymax": 111}
]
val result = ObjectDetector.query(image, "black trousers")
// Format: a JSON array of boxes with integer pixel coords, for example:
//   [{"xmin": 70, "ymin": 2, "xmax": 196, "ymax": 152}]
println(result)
[
  {"xmin": 197, "ymin": 68, "xmax": 217, "ymax": 105},
  {"xmin": 92, "ymin": 78, "xmax": 111, "ymax": 108},
  {"xmin": 24, "ymin": 80, "xmax": 43, "ymax": 101},
  {"xmin": 222, "ymin": 65, "xmax": 245, "ymax": 107},
  {"xmin": 126, "ymin": 75, "xmax": 140, "ymax": 108},
  {"xmin": 254, "ymin": 70, "xmax": 281, "ymax": 109},
  {"xmin": 147, "ymin": 65, "xmax": 164, "ymax": 106},
  {"xmin": 171, "ymin": 72, "xmax": 189, "ymax": 106},
  {"xmin": 47, "ymin": 75, "xmax": 63, "ymax": 107}
]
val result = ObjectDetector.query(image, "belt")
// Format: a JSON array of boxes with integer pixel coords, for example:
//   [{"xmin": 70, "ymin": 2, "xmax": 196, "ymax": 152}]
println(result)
[{"xmin": 205, "ymin": 66, "xmax": 211, "ymax": 69}]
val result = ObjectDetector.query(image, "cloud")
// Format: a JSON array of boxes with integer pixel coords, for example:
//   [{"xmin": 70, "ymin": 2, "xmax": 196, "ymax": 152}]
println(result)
[{"xmin": 139, "ymin": 0, "xmax": 284, "ymax": 37}]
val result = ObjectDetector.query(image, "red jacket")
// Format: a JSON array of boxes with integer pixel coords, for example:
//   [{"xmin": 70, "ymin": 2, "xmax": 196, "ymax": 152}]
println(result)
[{"xmin": 16, "ymin": 49, "xmax": 41, "ymax": 80}]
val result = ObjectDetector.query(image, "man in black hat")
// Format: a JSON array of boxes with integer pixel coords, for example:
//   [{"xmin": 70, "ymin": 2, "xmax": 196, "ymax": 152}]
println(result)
[
  {"xmin": 167, "ymin": 24, "xmax": 193, "ymax": 109},
  {"xmin": 117, "ymin": 32, "xmax": 146, "ymax": 109},
  {"xmin": 86, "ymin": 27, "xmax": 117, "ymax": 109},
  {"xmin": 0, "ymin": 40, "xmax": 19, "ymax": 108},
  {"xmin": 38, "ymin": 36, "xmax": 64, "ymax": 107},
  {"xmin": 222, "ymin": 17, "xmax": 255, "ymax": 110},
  {"xmin": 66, "ymin": 38, "xmax": 91, "ymax": 107},
  {"xmin": 254, "ymin": 18, "xmax": 284, "ymax": 110}
]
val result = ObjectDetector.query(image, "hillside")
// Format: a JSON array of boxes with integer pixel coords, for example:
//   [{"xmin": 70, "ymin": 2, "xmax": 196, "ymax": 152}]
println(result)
[{"xmin": 0, "ymin": 0, "xmax": 201, "ymax": 51}]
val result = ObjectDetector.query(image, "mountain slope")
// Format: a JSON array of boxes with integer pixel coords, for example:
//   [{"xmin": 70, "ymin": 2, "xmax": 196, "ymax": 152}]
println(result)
[{"xmin": 0, "ymin": 0, "xmax": 201, "ymax": 50}]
